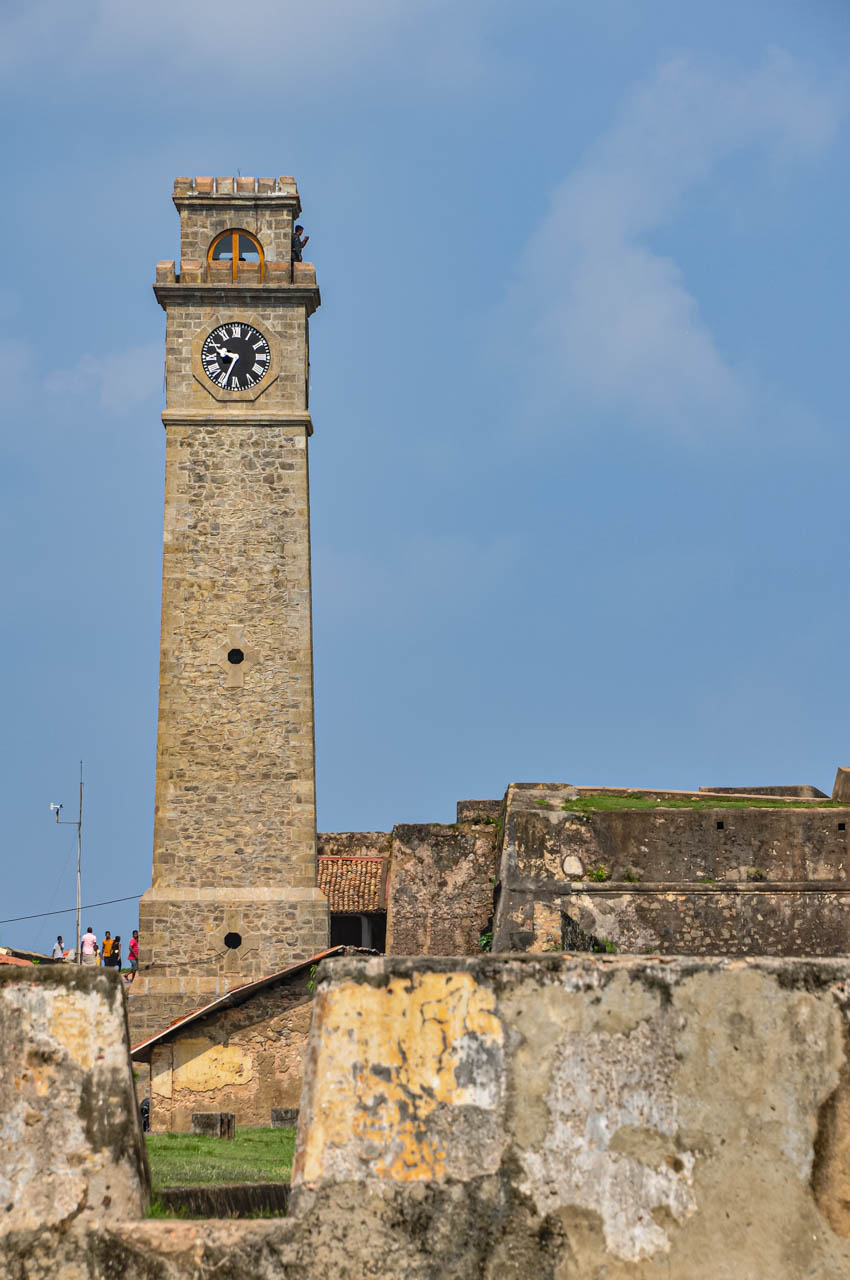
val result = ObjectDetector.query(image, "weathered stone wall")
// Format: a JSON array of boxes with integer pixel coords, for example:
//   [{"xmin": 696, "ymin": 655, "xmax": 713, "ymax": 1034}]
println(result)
[
  {"xmin": 142, "ymin": 971, "xmax": 313, "ymax": 1133},
  {"xmin": 456, "ymin": 799, "xmax": 502, "ymax": 822},
  {"xmin": 0, "ymin": 966, "xmax": 148, "ymax": 1258},
  {"xmin": 285, "ymin": 953, "xmax": 850, "ymax": 1278},
  {"xmin": 14, "ymin": 955, "xmax": 850, "ymax": 1278},
  {"xmin": 509, "ymin": 796, "xmax": 850, "ymax": 884},
  {"xmin": 532, "ymin": 887, "xmax": 850, "ymax": 955},
  {"xmin": 700, "ymin": 784, "xmax": 827, "ymax": 797},
  {"xmin": 493, "ymin": 783, "xmax": 850, "ymax": 955},
  {"xmin": 385, "ymin": 822, "xmax": 498, "ymax": 956},
  {"xmin": 318, "ymin": 831, "xmax": 391, "ymax": 859}
]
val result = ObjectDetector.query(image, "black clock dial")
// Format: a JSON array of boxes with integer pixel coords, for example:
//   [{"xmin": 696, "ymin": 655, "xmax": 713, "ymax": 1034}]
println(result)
[{"xmin": 201, "ymin": 323, "xmax": 271, "ymax": 391}]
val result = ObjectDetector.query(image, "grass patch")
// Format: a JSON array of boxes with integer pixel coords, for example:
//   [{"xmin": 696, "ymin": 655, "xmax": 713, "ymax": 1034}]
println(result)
[
  {"xmin": 562, "ymin": 793, "xmax": 844, "ymax": 813},
  {"xmin": 146, "ymin": 1127, "xmax": 296, "ymax": 1190}
]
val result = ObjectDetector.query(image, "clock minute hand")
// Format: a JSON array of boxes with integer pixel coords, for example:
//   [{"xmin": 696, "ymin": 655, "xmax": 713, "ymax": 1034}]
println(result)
[{"xmin": 221, "ymin": 350, "xmax": 239, "ymax": 386}]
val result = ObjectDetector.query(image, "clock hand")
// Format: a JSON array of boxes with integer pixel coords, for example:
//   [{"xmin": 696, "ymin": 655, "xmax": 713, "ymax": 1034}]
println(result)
[{"xmin": 222, "ymin": 351, "xmax": 239, "ymax": 386}]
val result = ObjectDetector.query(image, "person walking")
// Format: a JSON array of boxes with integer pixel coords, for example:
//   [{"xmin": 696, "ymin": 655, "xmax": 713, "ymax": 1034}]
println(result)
[
  {"xmin": 51, "ymin": 936, "xmax": 65, "ymax": 962},
  {"xmin": 80, "ymin": 927, "xmax": 98, "ymax": 966},
  {"xmin": 128, "ymin": 930, "xmax": 139, "ymax": 982},
  {"xmin": 101, "ymin": 931, "xmax": 114, "ymax": 967},
  {"xmin": 112, "ymin": 935, "xmax": 122, "ymax": 970}
]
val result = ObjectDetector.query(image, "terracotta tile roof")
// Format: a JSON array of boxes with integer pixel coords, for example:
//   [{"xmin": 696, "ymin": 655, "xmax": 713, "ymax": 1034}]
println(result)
[
  {"xmin": 318, "ymin": 855, "xmax": 386, "ymax": 913},
  {"xmin": 0, "ymin": 952, "xmax": 34, "ymax": 966}
]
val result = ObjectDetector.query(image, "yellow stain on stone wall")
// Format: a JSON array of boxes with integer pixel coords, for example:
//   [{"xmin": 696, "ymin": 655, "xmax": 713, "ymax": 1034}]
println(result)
[
  {"xmin": 50, "ymin": 993, "xmax": 97, "ymax": 1070},
  {"xmin": 173, "ymin": 1039, "xmax": 254, "ymax": 1091},
  {"xmin": 297, "ymin": 971, "xmax": 503, "ymax": 1185}
]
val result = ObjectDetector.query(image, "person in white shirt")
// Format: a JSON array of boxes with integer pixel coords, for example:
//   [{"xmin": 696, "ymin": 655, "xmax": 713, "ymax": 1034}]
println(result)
[
  {"xmin": 80, "ymin": 927, "xmax": 98, "ymax": 966},
  {"xmin": 51, "ymin": 936, "xmax": 65, "ymax": 962}
]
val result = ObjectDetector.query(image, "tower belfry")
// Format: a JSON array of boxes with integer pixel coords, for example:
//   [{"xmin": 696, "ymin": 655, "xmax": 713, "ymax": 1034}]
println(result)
[{"xmin": 135, "ymin": 176, "xmax": 328, "ymax": 1032}]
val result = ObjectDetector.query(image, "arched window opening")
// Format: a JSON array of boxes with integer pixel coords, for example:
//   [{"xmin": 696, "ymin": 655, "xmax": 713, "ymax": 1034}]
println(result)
[{"xmin": 207, "ymin": 229, "xmax": 264, "ymax": 282}]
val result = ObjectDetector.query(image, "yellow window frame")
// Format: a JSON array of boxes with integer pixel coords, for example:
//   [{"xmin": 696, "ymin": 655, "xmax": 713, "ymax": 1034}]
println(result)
[{"xmin": 207, "ymin": 229, "xmax": 265, "ymax": 282}]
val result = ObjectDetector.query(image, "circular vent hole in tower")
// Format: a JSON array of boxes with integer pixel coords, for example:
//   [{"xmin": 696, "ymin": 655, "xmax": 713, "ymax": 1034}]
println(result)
[
  {"xmin": 224, "ymin": 932, "xmax": 243, "ymax": 950},
  {"xmin": 227, "ymin": 649, "xmax": 245, "ymax": 665}
]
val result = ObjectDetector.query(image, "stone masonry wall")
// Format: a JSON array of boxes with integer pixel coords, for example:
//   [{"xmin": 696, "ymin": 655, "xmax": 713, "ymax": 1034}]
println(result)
[
  {"xmin": 143, "ymin": 971, "xmax": 313, "ymax": 1133},
  {"xmin": 163, "ymin": 302, "xmax": 309, "ymax": 416},
  {"xmin": 493, "ymin": 783, "xmax": 850, "ymax": 956},
  {"xmin": 152, "ymin": 424, "xmax": 315, "ymax": 892},
  {"xmin": 510, "ymin": 798, "xmax": 850, "ymax": 884},
  {"xmin": 539, "ymin": 887, "xmax": 850, "ymax": 955},
  {"xmin": 318, "ymin": 831, "xmax": 392, "ymax": 860},
  {"xmin": 14, "ymin": 955, "xmax": 850, "ymax": 1278},
  {"xmin": 143, "ymin": 419, "xmax": 328, "ymax": 999},
  {"xmin": 174, "ymin": 175, "xmax": 300, "ymax": 264},
  {"xmin": 385, "ymin": 822, "xmax": 498, "ymax": 956},
  {"xmin": 129, "ymin": 891, "xmax": 328, "ymax": 1044}
]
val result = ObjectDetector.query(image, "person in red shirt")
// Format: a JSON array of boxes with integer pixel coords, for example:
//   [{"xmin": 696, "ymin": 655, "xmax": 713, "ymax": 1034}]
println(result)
[{"xmin": 128, "ymin": 930, "xmax": 139, "ymax": 982}]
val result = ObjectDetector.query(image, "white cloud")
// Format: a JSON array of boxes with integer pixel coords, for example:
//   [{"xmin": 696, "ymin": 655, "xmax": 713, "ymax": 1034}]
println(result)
[
  {"xmin": 0, "ymin": 0, "xmax": 511, "ymax": 95},
  {"xmin": 496, "ymin": 51, "xmax": 842, "ymax": 442},
  {"xmin": 45, "ymin": 343, "xmax": 161, "ymax": 416}
]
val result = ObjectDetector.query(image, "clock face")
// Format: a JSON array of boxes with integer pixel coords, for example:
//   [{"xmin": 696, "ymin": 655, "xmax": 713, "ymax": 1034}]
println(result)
[{"xmin": 201, "ymin": 323, "xmax": 271, "ymax": 391}]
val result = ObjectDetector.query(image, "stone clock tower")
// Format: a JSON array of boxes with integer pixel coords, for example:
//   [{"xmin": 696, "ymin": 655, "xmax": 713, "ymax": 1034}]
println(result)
[{"xmin": 133, "ymin": 176, "xmax": 329, "ymax": 1036}]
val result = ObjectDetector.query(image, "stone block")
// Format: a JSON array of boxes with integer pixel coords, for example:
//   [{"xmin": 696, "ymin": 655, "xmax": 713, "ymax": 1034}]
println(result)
[
  {"xmin": 179, "ymin": 258, "xmax": 202, "ymax": 283},
  {"xmin": 173, "ymin": 176, "xmax": 192, "ymax": 194},
  {"xmin": 236, "ymin": 176, "xmax": 255, "ymax": 193},
  {"xmin": 265, "ymin": 260, "xmax": 291, "ymax": 279},
  {"xmin": 192, "ymin": 1112, "xmax": 235, "ymax": 1138},
  {"xmin": 833, "ymin": 768, "xmax": 850, "ymax": 803},
  {"xmin": 194, "ymin": 176, "xmax": 213, "ymax": 193},
  {"xmin": 155, "ymin": 259, "xmax": 176, "ymax": 284},
  {"xmin": 0, "ymin": 965, "xmax": 148, "ymax": 1236},
  {"xmin": 271, "ymin": 1107, "xmax": 299, "ymax": 1128}
]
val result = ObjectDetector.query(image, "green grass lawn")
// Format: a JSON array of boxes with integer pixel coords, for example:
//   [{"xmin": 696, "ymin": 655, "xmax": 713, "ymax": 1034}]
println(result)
[
  {"xmin": 146, "ymin": 1126, "xmax": 296, "ymax": 1189},
  {"xmin": 561, "ymin": 793, "xmax": 844, "ymax": 813}
]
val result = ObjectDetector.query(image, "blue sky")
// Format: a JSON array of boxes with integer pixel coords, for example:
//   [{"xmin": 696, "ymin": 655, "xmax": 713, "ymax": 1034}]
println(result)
[{"xmin": 1, "ymin": 0, "xmax": 848, "ymax": 953}]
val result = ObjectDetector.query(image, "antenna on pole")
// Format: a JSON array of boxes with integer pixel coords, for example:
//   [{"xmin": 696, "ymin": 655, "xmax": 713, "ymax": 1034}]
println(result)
[{"xmin": 50, "ymin": 761, "xmax": 84, "ymax": 963}]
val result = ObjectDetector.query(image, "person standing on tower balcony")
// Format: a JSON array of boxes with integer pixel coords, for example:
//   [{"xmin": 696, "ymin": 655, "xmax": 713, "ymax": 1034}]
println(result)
[{"xmin": 291, "ymin": 224, "xmax": 309, "ymax": 262}]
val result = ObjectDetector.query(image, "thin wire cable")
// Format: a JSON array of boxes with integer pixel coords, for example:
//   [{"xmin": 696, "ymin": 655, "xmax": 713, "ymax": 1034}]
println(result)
[{"xmin": 0, "ymin": 894, "xmax": 141, "ymax": 926}]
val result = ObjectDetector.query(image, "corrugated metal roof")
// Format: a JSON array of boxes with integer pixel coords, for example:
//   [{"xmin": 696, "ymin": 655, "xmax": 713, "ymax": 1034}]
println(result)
[
  {"xmin": 318, "ymin": 855, "xmax": 386, "ymax": 913},
  {"xmin": 130, "ymin": 946, "xmax": 346, "ymax": 1060}
]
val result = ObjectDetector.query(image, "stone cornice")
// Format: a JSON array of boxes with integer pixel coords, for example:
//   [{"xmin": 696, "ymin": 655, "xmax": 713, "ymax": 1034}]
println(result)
[
  {"xmin": 153, "ymin": 283, "xmax": 320, "ymax": 314},
  {"xmin": 161, "ymin": 410, "xmax": 314, "ymax": 434}
]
